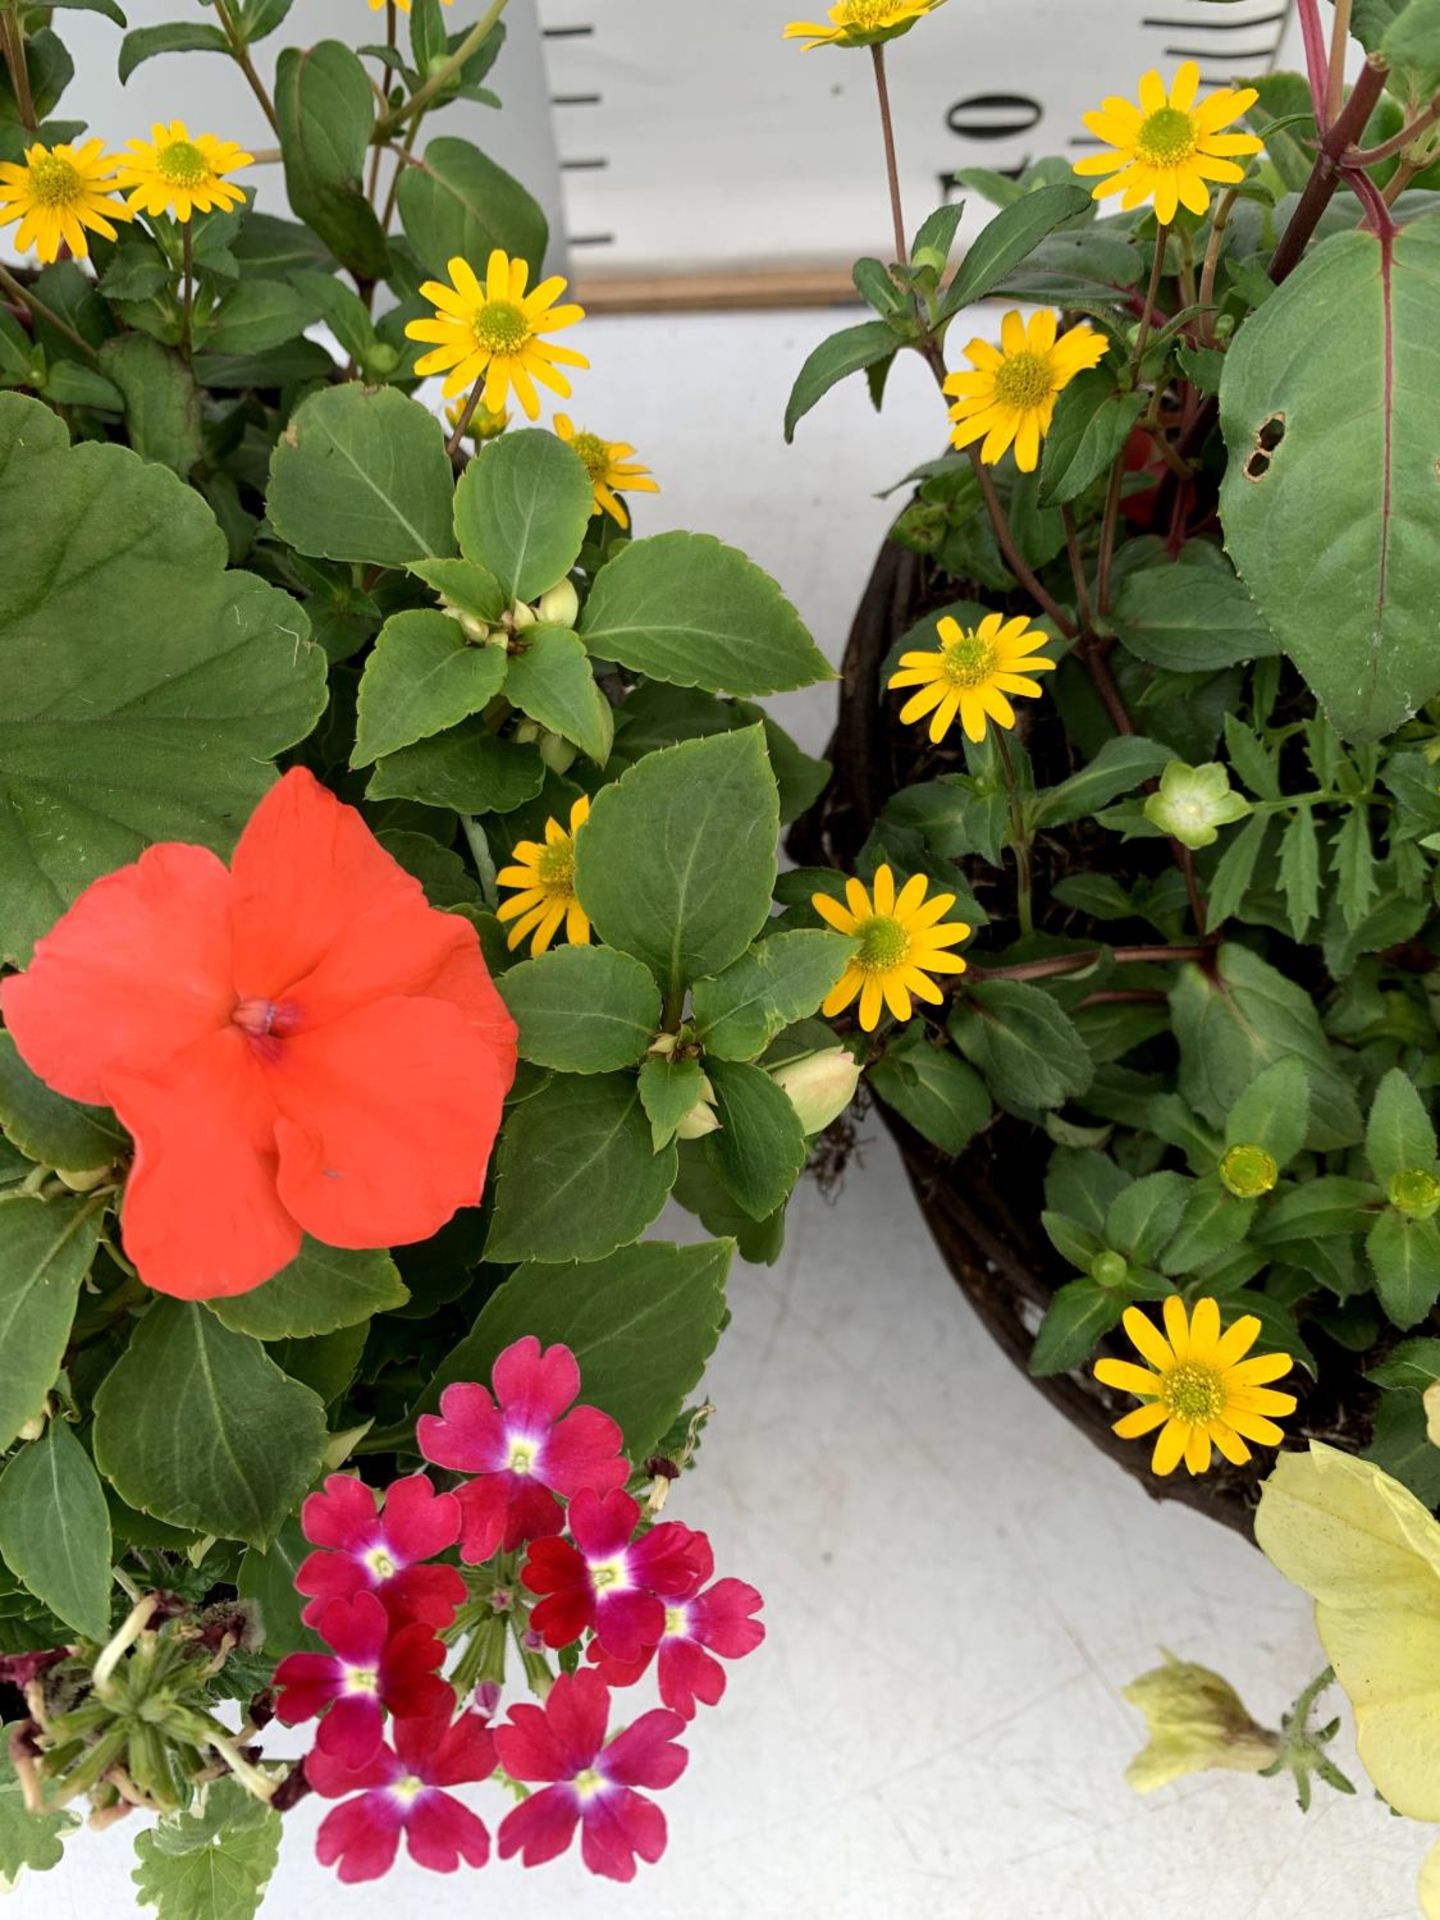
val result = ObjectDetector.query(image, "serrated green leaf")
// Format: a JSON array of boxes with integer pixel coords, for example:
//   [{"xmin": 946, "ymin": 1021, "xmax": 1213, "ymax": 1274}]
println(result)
[
  {"xmin": 1366, "ymin": 1068, "xmax": 1438, "ymax": 1186},
  {"xmin": 396, "ymin": 135, "xmax": 547, "ymax": 281},
  {"xmin": 950, "ymin": 980, "xmax": 1092, "ymax": 1113},
  {"xmin": 1224, "ymin": 1056, "xmax": 1310, "ymax": 1164},
  {"xmin": 1369, "ymin": 1208, "xmax": 1440, "ymax": 1329},
  {"xmin": 1158, "ymin": 1176, "xmax": 1255, "ymax": 1275},
  {"xmin": 98, "ymin": 334, "xmax": 202, "ymax": 476},
  {"xmin": 0, "ymin": 1034, "xmax": 126, "ymax": 1173},
  {"xmin": 497, "ymin": 945, "xmax": 659, "ymax": 1072},
  {"xmin": 636, "ymin": 1054, "xmax": 704, "ymax": 1150},
  {"xmin": 453, "ymin": 429, "xmax": 591, "ymax": 602},
  {"xmin": 208, "ymin": 1241, "xmax": 408, "ymax": 1340},
  {"xmin": 1113, "ymin": 560, "xmax": 1280, "ymax": 672},
  {"xmin": 868, "ymin": 1022, "xmax": 991, "ymax": 1155},
  {"xmin": 352, "ymin": 609, "xmax": 508, "ymax": 767},
  {"xmin": 1278, "ymin": 805, "xmax": 1320, "ymax": 940},
  {"xmin": 0, "ymin": 1196, "xmax": 100, "ymax": 1451},
  {"xmin": 1036, "ymin": 370, "xmax": 1145, "ymax": 506},
  {"xmin": 1205, "ymin": 812, "xmax": 1269, "ymax": 924},
  {"xmin": 690, "ymin": 931, "xmax": 853, "ymax": 1061},
  {"xmin": 133, "ymin": 1779, "xmax": 281, "ymax": 1920},
  {"xmin": 505, "ymin": 624, "xmax": 613, "ymax": 764},
  {"xmin": 366, "ymin": 718, "xmax": 544, "ymax": 814},
  {"xmin": 0, "ymin": 1719, "xmax": 76, "ymax": 1885},
  {"xmin": 0, "ymin": 1422, "xmax": 111, "ymax": 1640},
  {"xmin": 237, "ymin": 1515, "xmax": 319, "ymax": 1659},
  {"xmin": 1331, "ymin": 806, "xmax": 1378, "ymax": 930},
  {"xmin": 203, "ymin": 279, "xmax": 321, "ymax": 357},
  {"xmin": 1104, "ymin": 1170, "xmax": 1190, "ymax": 1263}
]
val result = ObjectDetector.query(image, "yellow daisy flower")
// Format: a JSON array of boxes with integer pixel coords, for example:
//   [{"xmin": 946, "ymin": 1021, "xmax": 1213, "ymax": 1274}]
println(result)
[
  {"xmin": 406, "ymin": 250, "xmax": 588, "ymax": 419},
  {"xmin": 945, "ymin": 309, "xmax": 1107, "ymax": 472},
  {"xmin": 496, "ymin": 795, "xmax": 592, "ymax": 955},
  {"xmin": 1094, "ymin": 1296, "xmax": 1297, "ymax": 1478},
  {"xmin": 783, "ymin": 0, "xmax": 945, "ymax": 50},
  {"xmin": 370, "ymin": 0, "xmax": 450, "ymax": 12},
  {"xmin": 553, "ymin": 414, "xmax": 660, "ymax": 529},
  {"xmin": 1073, "ymin": 62, "xmax": 1263, "ymax": 224},
  {"xmin": 114, "ymin": 122, "xmax": 252, "ymax": 223},
  {"xmin": 888, "ymin": 610, "xmax": 1054, "ymax": 745},
  {"xmin": 0, "ymin": 140, "xmax": 132, "ymax": 264},
  {"xmin": 812, "ymin": 865, "xmax": 970, "ymax": 1029}
]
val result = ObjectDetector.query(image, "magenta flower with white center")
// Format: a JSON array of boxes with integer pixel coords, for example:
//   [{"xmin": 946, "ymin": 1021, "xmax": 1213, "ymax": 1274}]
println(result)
[
  {"xmin": 271, "ymin": 1590, "xmax": 452, "ymax": 1769},
  {"xmin": 588, "ymin": 1535, "xmax": 766, "ymax": 1719},
  {"xmin": 495, "ymin": 1669, "xmax": 687, "ymax": 1883},
  {"xmin": 521, "ymin": 1487, "xmax": 707, "ymax": 1662},
  {"xmin": 306, "ymin": 1706, "xmax": 496, "ymax": 1884},
  {"xmin": 416, "ymin": 1336, "xmax": 629, "ymax": 1563},
  {"xmin": 295, "ymin": 1472, "xmax": 466, "ymax": 1630}
]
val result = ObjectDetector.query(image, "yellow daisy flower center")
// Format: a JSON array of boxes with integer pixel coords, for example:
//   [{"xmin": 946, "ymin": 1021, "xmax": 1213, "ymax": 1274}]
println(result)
[
  {"xmin": 855, "ymin": 914, "xmax": 909, "ymax": 972},
  {"xmin": 569, "ymin": 431, "xmax": 612, "ymax": 483},
  {"xmin": 940, "ymin": 632, "xmax": 998, "ymax": 689},
  {"xmin": 535, "ymin": 839, "xmax": 575, "ymax": 895},
  {"xmin": 28, "ymin": 154, "xmax": 83, "ymax": 207},
  {"xmin": 157, "ymin": 140, "xmax": 209, "ymax": 188},
  {"xmin": 1136, "ymin": 105, "xmax": 1197, "ymax": 168},
  {"xmin": 1160, "ymin": 1361, "xmax": 1225, "ymax": 1424},
  {"xmin": 992, "ymin": 352, "xmax": 1055, "ymax": 410},
  {"xmin": 473, "ymin": 300, "xmax": 533, "ymax": 355}
]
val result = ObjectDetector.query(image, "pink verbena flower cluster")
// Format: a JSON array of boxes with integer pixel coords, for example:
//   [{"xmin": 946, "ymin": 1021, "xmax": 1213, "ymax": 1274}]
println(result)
[{"xmin": 270, "ymin": 1336, "xmax": 764, "ymax": 1886}]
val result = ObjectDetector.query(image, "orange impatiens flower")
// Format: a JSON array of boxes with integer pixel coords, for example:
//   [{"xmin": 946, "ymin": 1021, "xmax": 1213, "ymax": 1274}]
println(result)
[{"xmin": 1, "ymin": 770, "xmax": 516, "ymax": 1300}]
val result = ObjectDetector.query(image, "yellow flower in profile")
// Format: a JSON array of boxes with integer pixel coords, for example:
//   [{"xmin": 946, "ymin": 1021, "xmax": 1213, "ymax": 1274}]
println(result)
[
  {"xmin": 114, "ymin": 122, "xmax": 251, "ymax": 222},
  {"xmin": 1074, "ymin": 62, "xmax": 1263, "ymax": 224},
  {"xmin": 0, "ymin": 140, "xmax": 132, "ymax": 264},
  {"xmin": 888, "ymin": 610, "xmax": 1054, "ymax": 744},
  {"xmin": 445, "ymin": 396, "xmax": 510, "ymax": 443},
  {"xmin": 496, "ymin": 796, "xmax": 592, "ymax": 954},
  {"xmin": 812, "ymin": 865, "xmax": 970, "ymax": 1029},
  {"xmin": 945, "ymin": 310, "xmax": 1106, "ymax": 471},
  {"xmin": 370, "ymin": 0, "xmax": 449, "ymax": 11},
  {"xmin": 1095, "ymin": 1297, "xmax": 1296, "ymax": 1478},
  {"xmin": 783, "ymin": 0, "xmax": 945, "ymax": 49},
  {"xmin": 406, "ymin": 250, "xmax": 588, "ymax": 419},
  {"xmin": 553, "ymin": 414, "xmax": 659, "ymax": 528}
]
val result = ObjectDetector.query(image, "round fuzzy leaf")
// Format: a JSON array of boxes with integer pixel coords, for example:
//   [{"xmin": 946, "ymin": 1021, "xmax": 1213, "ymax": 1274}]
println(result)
[
  {"xmin": 453, "ymin": 430, "xmax": 592, "ymax": 602},
  {"xmin": 505, "ymin": 624, "xmax": 613, "ymax": 765},
  {"xmin": 268, "ymin": 384, "xmax": 458, "ymax": 569},
  {"xmin": 574, "ymin": 727, "xmax": 780, "ymax": 1006},
  {"xmin": 396, "ymin": 135, "xmax": 548, "ymax": 281},
  {"xmin": 484, "ymin": 1072, "xmax": 677, "ymax": 1263},
  {"xmin": 1220, "ymin": 213, "xmax": 1440, "ymax": 739},
  {"xmin": 579, "ymin": 532, "xmax": 832, "ymax": 697},
  {"xmin": 0, "ymin": 1421, "xmax": 112, "ymax": 1640},
  {"xmin": 93, "ymin": 1303, "xmax": 327, "ymax": 1547},
  {"xmin": 0, "ymin": 395, "xmax": 327, "ymax": 965},
  {"xmin": 352, "ymin": 609, "xmax": 509, "ymax": 767},
  {"xmin": 497, "ymin": 945, "xmax": 660, "ymax": 1072},
  {"xmin": 208, "ymin": 1241, "xmax": 409, "ymax": 1340},
  {"xmin": 0, "ymin": 1196, "xmax": 100, "ymax": 1451}
]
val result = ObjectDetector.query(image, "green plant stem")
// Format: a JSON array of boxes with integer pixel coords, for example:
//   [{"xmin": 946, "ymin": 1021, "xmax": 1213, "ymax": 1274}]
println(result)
[
  {"xmin": 1, "ymin": 11, "xmax": 35, "ymax": 130},
  {"xmin": 1198, "ymin": 187, "xmax": 1239, "ymax": 345},
  {"xmin": 0, "ymin": 260, "xmax": 101, "ymax": 362},
  {"xmin": 1129, "ymin": 221, "xmax": 1170, "ymax": 386},
  {"xmin": 380, "ymin": 0, "xmax": 510, "ymax": 136},
  {"xmin": 180, "ymin": 220, "xmax": 194, "ymax": 363},
  {"xmin": 1060, "ymin": 506, "xmax": 1095, "ymax": 631},
  {"xmin": 966, "ymin": 447, "xmax": 1077, "ymax": 637},
  {"xmin": 1094, "ymin": 224, "xmax": 1171, "ymax": 620},
  {"xmin": 993, "ymin": 724, "xmax": 1033, "ymax": 935},
  {"xmin": 446, "ymin": 370, "xmax": 486, "ymax": 457},
  {"xmin": 379, "ymin": 123, "xmax": 421, "ymax": 236},
  {"xmin": 869, "ymin": 42, "xmax": 908, "ymax": 265},
  {"xmin": 1326, "ymin": 0, "xmax": 1352, "ymax": 125},
  {"xmin": 213, "ymin": 0, "xmax": 281, "ymax": 138},
  {"xmin": 1350, "ymin": 92, "xmax": 1440, "ymax": 166},
  {"xmin": 367, "ymin": 0, "xmax": 397, "ymax": 205}
]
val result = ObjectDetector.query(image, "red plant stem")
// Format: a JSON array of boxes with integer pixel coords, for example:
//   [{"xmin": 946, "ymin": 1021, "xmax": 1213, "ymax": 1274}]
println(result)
[
  {"xmin": 1350, "ymin": 95, "xmax": 1440, "ymax": 165},
  {"xmin": 1296, "ymin": 0, "xmax": 1331, "ymax": 122},
  {"xmin": 970, "ymin": 945, "xmax": 1208, "ymax": 984},
  {"xmin": 1270, "ymin": 56, "xmax": 1389, "ymax": 285}
]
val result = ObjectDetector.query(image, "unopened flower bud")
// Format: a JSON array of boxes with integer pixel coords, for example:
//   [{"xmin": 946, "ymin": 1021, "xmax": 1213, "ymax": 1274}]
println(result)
[
  {"xmin": 362, "ymin": 342, "xmax": 400, "ymax": 379},
  {"xmin": 441, "ymin": 603, "xmax": 493, "ymax": 645},
  {"xmin": 509, "ymin": 600, "xmax": 537, "ymax": 632},
  {"xmin": 675, "ymin": 1075, "xmax": 720, "ymax": 1140},
  {"xmin": 54, "ymin": 1164, "xmax": 112, "ymax": 1193},
  {"xmin": 1390, "ymin": 1167, "xmax": 1440, "ymax": 1221},
  {"xmin": 512, "ymin": 719, "xmax": 541, "ymax": 746},
  {"xmin": 768, "ymin": 1046, "xmax": 861, "ymax": 1135},
  {"xmin": 1092, "ymin": 1249, "xmax": 1129, "ymax": 1289},
  {"xmin": 537, "ymin": 731, "xmax": 578, "ymax": 776},
  {"xmin": 911, "ymin": 243, "xmax": 947, "ymax": 277},
  {"xmin": 1143, "ymin": 762, "xmax": 1251, "ymax": 849},
  {"xmin": 537, "ymin": 579, "xmax": 579, "ymax": 629},
  {"xmin": 1220, "ymin": 1143, "xmax": 1278, "ymax": 1199},
  {"xmin": 1123, "ymin": 1653, "xmax": 1280, "ymax": 1793}
]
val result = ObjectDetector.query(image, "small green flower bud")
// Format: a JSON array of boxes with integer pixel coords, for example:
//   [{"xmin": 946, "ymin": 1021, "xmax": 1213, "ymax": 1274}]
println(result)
[
  {"xmin": 1143, "ymin": 760, "xmax": 1252, "ymax": 849},
  {"xmin": 675, "ymin": 1074, "xmax": 720, "ymax": 1141},
  {"xmin": 537, "ymin": 731, "xmax": 578, "ymax": 776},
  {"xmin": 440, "ymin": 604, "xmax": 494, "ymax": 644},
  {"xmin": 1390, "ymin": 1167, "xmax": 1440, "ymax": 1221},
  {"xmin": 1092, "ymin": 1249, "xmax": 1129, "ymax": 1288},
  {"xmin": 362, "ymin": 342, "xmax": 400, "ymax": 379},
  {"xmin": 537, "ymin": 579, "xmax": 580, "ymax": 629},
  {"xmin": 1220, "ymin": 1143, "xmax": 1278, "ymax": 1199},
  {"xmin": 768, "ymin": 1047, "xmax": 861, "ymax": 1135},
  {"xmin": 511, "ymin": 718, "xmax": 541, "ymax": 746},
  {"xmin": 911, "ymin": 243, "xmax": 947, "ymax": 277},
  {"xmin": 509, "ymin": 600, "xmax": 538, "ymax": 632},
  {"xmin": 1123, "ymin": 1653, "xmax": 1280, "ymax": 1793}
]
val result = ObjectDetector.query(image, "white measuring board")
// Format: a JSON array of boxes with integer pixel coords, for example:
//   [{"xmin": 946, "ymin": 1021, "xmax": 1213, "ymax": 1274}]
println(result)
[{"xmin": 537, "ymin": 0, "xmax": 1296, "ymax": 288}]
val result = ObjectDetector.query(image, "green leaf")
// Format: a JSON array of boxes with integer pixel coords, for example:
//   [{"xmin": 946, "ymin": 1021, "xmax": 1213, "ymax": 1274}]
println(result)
[
  {"xmin": 1367, "ymin": 1335, "xmax": 1440, "ymax": 1389},
  {"xmin": 939, "ymin": 182, "xmax": 1092, "ymax": 320},
  {"xmin": 1036, "ymin": 371, "xmax": 1146, "ymax": 506},
  {"xmin": 783, "ymin": 319, "xmax": 899, "ymax": 442},
  {"xmin": 1159, "ymin": 1176, "xmax": 1255, "ymax": 1275},
  {"xmin": 1383, "ymin": 0, "xmax": 1440, "ymax": 91},
  {"xmin": 98, "ymin": 335, "xmax": 202, "ymax": 476},
  {"xmin": 0, "ymin": 1196, "xmax": 99, "ymax": 1451},
  {"xmin": 203, "ymin": 279, "xmax": 321, "ymax": 357},
  {"xmin": 869, "ymin": 1021, "xmax": 992, "ymax": 1154},
  {"xmin": 268, "ymin": 384, "xmax": 457, "ymax": 569},
  {"xmin": 118, "ymin": 21, "xmax": 228, "ymax": 81},
  {"xmin": 418, "ymin": 1240, "xmax": 731, "ymax": 1460},
  {"xmin": 274, "ymin": 40, "xmax": 387, "ymax": 279},
  {"xmin": 1370, "ymin": 1207, "xmax": 1440, "ymax": 1328},
  {"xmin": 497, "ymin": 945, "xmax": 660, "ymax": 1072},
  {"xmin": 506, "ymin": 625, "xmax": 613, "ymax": 765},
  {"xmin": 1220, "ymin": 213, "xmax": 1440, "ymax": 738},
  {"xmin": 396, "ymin": 135, "xmax": 547, "ymax": 280},
  {"xmin": 1033, "ymin": 734, "xmax": 1173, "ymax": 828},
  {"xmin": 1331, "ymin": 805, "xmax": 1377, "ymax": 930},
  {"xmin": 237, "ymin": 1516, "xmax": 319, "ymax": 1659},
  {"xmin": 637, "ymin": 1054, "xmax": 704, "ymax": 1150},
  {"xmin": 0, "ymin": 1034, "xmax": 125, "ymax": 1174},
  {"xmin": 691, "ymin": 931, "xmax": 853, "ymax": 1061},
  {"xmin": 273, "ymin": 1323, "xmax": 367, "ymax": 1403},
  {"xmin": 208, "ymin": 1241, "xmax": 408, "ymax": 1340},
  {"xmin": 1225, "ymin": 1056, "xmax": 1310, "ymax": 1163},
  {"xmin": 1367, "ymin": 1068, "xmax": 1438, "ymax": 1186},
  {"xmin": 1112, "ymin": 560, "xmax": 1280, "ymax": 673},
  {"xmin": 1363, "ymin": 1387, "xmax": 1440, "ymax": 1507},
  {"xmin": 0, "ymin": 395, "xmax": 327, "ymax": 965},
  {"xmin": 484, "ymin": 1072, "xmax": 677, "ymax": 1262},
  {"xmin": 0, "ymin": 1422, "xmax": 111, "ymax": 1640},
  {"xmin": 1206, "ymin": 812, "xmax": 1269, "ymax": 924},
  {"xmin": 574, "ymin": 728, "xmax": 779, "ymax": 1007},
  {"xmin": 578, "ymin": 532, "xmax": 831, "ymax": 697},
  {"xmin": 702, "ymin": 1057, "xmax": 808, "ymax": 1221},
  {"xmin": 1029, "ymin": 1277, "xmax": 1124, "ymax": 1376},
  {"xmin": 1278, "ymin": 806, "xmax": 1321, "ymax": 940},
  {"xmin": 1104, "ymin": 1170, "xmax": 1190, "ymax": 1263},
  {"xmin": 950, "ymin": 980, "xmax": 1092, "ymax": 1113},
  {"xmin": 93, "ymin": 1304, "xmax": 327, "ymax": 1547},
  {"xmin": 366, "ymin": 718, "xmax": 544, "ymax": 814},
  {"xmin": 454, "ymin": 429, "xmax": 590, "ymax": 602},
  {"xmin": 1255, "ymin": 1174, "xmax": 1380, "ymax": 1245},
  {"xmin": 1169, "ymin": 943, "xmax": 1362, "ymax": 1149},
  {"xmin": 0, "ymin": 1719, "xmax": 76, "ymax": 1882},
  {"xmin": 352, "ymin": 609, "xmax": 507, "ymax": 767},
  {"xmin": 409, "ymin": 556, "xmax": 505, "ymax": 624},
  {"xmin": 132, "ymin": 1778, "xmax": 281, "ymax": 1920}
]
